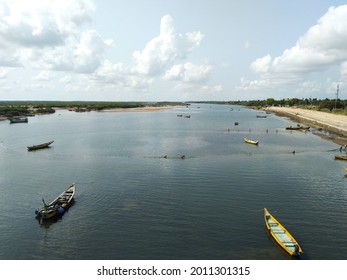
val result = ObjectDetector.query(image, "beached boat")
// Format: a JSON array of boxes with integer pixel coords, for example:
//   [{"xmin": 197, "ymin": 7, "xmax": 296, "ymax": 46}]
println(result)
[
  {"xmin": 335, "ymin": 155, "xmax": 347, "ymax": 161},
  {"xmin": 286, "ymin": 124, "xmax": 310, "ymax": 130},
  {"xmin": 264, "ymin": 208, "xmax": 303, "ymax": 256},
  {"xmin": 10, "ymin": 117, "xmax": 28, "ymax": 123},
  {"xmin": 27, "ymin": 140, "xmax": 54, "ymax": 151},
  {"xmin": 35, "ymin": 184, "xmax": 76, "ymax": 219},
  {"xmin": 244, "ymin": 138, "xmax": 259, "ymax": 145}
]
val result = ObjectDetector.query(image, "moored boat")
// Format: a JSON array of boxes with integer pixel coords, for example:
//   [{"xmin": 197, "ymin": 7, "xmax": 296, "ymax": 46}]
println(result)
[
  {"xmin": 286, "ymin": 124, "xmax": 310, "ymax": 130},
  {"xmin": 10, "ymin": 117, "xmax": 28, "ymax": 124},
  {"xmin": 244, "ymin": 138, "xmax": 259, "ymax": 145},
  {"xmin": 27, "ymin": 140, "xmax": 54, "ymax": 151},
  {"xmin": 335, "ymin": 155, "xmax": 347, "ymax": 161},
  {"xmin": 264, "ymin": 208, "xmax": 303, "ymax": 256},
  {"xmin": 35, "ymin": 184, "xmax": 76, "ymax": 220}
]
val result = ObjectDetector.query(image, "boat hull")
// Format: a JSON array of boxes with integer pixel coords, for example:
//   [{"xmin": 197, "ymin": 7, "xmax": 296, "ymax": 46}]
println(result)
[
  {"xmin": 335, "ymin": 155, "xmax": 347, "ymax": 161},
  {"xmin": 244, "ymin": 138, "xmax": 259, "ymax": 145},
  {"xmin": 36, "ymin": 184, "xmax": 75, "ymax": 219},
  {"xmin": 264, "ymin": 208, "xmax": 303, "ymax": 256},
  {"xmin": 10, "ymin": 117, "xmax": 28, "ymax": 123},
  {"xmin": 27, "ymin": 140, "xmax": 54, "ymax": 151},
  {"xmin": 286, "ymin": 125, "xmax": 310, "ymax": 130}
]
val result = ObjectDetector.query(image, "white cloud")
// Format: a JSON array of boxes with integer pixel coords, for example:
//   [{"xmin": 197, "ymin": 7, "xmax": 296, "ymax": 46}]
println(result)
[
  {"xmin": 132, "ymin": 15, "xmax": 205, "ymax": 76},
  {"xmin": 165, "ymin": 62, "xmax": 212, "ymax": 83},
  {"xmin": 0, "ymin": 0, "xmax": 110, "ymax": 73},
  {"xmin": 93, "ymin": 14, "xmax": 211, "ymax": 93},
  {"xmin": 241, "ymin": 4, "xmax": 347, "ymax": 95},
  {"xmin": 0, "ymin": 67, "xmax": 9, "ymax": 79},
  {"xmin": 250, "ymin": 54, "xmax": 272, "ymax": 74},
  {"xmin": 0, "ymin": 2, "xmax": 215, "ymax": 99},
  {"xmin": 34, "ymin": 70, "xmax": 52, "ymax": 81}
]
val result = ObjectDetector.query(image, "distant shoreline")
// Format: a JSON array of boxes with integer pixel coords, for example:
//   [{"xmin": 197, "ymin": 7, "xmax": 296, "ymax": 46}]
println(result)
[
  {"xmin": 102, "ymin": 106, "xmax": 174, "ymax": 113},
  {"xmin": 266, "ymin": 106, "xmax": 347, "ymax": 146},
  {"xmin": 0, "ymin": 101, "xmax": 187, "ymax": 120}
]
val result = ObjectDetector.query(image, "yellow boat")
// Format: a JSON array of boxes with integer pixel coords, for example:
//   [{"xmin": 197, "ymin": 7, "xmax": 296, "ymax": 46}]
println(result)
[
  {"xmin": 335, "ymin": 155, "xmax": 347, "ymax": 161},
  {"xmin": 264, "ymin": 208, "xmax": 303, "ymax": 256},
  {"xmin": 244, "ymin": 138, "xmax": 259, "ymax": 145}
]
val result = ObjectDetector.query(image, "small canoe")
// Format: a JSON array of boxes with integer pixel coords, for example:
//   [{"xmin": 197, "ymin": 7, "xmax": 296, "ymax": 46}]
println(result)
[
  {"xmin": 286, "ymin": 125, "xmax": 310, "ymax": 130},
  {"xmin": 264, "ymin": 208, "xmax": 303, "ymax": 256},
  {"xmin": 244, "ymin": 138, "xmax": 259, "ymax": 145},
  {"xmin": 10, "ymin": 117, "xmax": 28, "ymax": 124},
  {"xmin": 35, "ymin": 184, "xmax": 76, "ymax": 219},
  {"xmin": 335, "ymin": 155, "xmax": 347, "ymax": 161},
  {"xmin": 27, "ymin": 140, "xmax": 54, "ymax": 151}
]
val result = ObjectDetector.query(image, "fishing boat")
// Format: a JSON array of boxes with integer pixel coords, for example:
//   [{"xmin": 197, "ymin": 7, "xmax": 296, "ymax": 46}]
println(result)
[
  {"xmin": 335, "ymin": 155, "xmax": 347, "ymax": 161},
  {"xmin": 256, "ymin": 115, "xmax": 267, "ymax": 118},
  {"xmin": 264, "ymin": 208, "xmax": 303, "ymax": 256},
  {"xmin": 27, "ymin": 140, "xmax": 54, "ymax": 151},
  {"xmin": 286, "ymin": 124, "xmax": 310, "ymax": 130},
  {"xmin": 244, "ymin": 138, "xmax": 259, "ymax": 145},
  {"xmin": 10, "ymin": 117, "xmax": 28, "ymax": 123},
  {"xmin": 35, "ymin": 184, "xmax": 76, "ymax": 219}
]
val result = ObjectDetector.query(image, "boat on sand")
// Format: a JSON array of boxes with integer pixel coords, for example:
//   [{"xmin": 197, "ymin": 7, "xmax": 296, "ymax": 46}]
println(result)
[
  {"xmin": 35, "ymin": 184, "xmax": 76, "ymax": 220},
  {"xmin": 264, "ymin": 208, "xmax": 303, "ymax": 256}
]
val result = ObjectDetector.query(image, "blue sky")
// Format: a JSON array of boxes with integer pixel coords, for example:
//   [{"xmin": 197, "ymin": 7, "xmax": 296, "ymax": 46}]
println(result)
[{"xmin": 0, "ymin": 0, "xmax": 346, "ymax": 101}]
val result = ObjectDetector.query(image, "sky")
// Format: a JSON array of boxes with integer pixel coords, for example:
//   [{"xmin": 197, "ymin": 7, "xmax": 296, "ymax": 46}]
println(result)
[{"xmin": 0, "ymin": 0, "xmax": 347, "ymax": 102}]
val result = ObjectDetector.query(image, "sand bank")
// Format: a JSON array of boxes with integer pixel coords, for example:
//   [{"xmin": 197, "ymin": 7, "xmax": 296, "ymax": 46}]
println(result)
[
  {"xmin": 102, "ymin": 107, "xmax": 173, "ymax": 113},
  {"xmin": 267, "ymin": 107, "xmax": 347, "ymax": 145}
]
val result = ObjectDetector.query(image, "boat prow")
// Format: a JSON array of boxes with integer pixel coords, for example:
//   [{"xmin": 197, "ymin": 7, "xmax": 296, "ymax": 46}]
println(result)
[{"xmin": 264, "ymin": 208, "xmax": 303, "ymax": 256}]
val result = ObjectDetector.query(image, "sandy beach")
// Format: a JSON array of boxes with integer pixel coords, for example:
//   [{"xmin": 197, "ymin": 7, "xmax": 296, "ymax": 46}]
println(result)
[{"xmin": 267, "ymin": 106, "xmax": 347, "ymax": 145}]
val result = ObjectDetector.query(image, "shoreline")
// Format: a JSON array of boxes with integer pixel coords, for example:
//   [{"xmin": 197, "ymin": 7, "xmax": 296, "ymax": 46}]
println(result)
[
  {"xmin": 102, "ymin": 106, "xmax": 173, "ymax": 113},
  {"xmin": 266, "ymin": 106, "xmax": 347, "ymax": 146}
]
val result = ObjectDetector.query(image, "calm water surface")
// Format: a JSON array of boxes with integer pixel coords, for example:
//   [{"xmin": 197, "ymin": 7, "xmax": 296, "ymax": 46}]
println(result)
[{"xmin": 0, "ymin": 104, "xmax": 346, "ymax": 260}]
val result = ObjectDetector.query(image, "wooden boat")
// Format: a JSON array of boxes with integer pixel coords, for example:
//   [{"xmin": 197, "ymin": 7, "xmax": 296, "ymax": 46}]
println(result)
[
  {"xmin": 335, "ymin": 155, "xmax": 347, "ymax": 161},
  {"xmin": 35, "ymin": 184, "xmax": 76, "ymax": 219},
  {"xmin": 10, "ymin": 117, "xmax": 28, "ymax": 123},
  {"xmin": 244, "ymin": 138, "xmax": 259, "ymax": 145},
  {"xmin": 286, "ymin": 124, "xmax": 310, "ymax": 130},
  {"xmin": 264, "ymin": 208, "xmax": 303, "ymax": 256},
  {"xmin": 27, "ymin": 140, "xmax": 54, "ymax": 151}
]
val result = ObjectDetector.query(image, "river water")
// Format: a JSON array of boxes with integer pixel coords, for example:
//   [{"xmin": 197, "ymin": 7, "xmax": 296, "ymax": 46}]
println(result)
[{"xmin": 0, "ymin": 104, "xmax": 346, "ymax": 260}]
